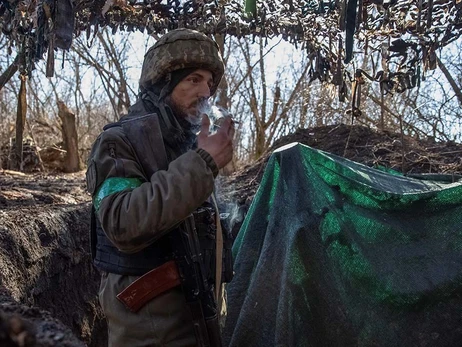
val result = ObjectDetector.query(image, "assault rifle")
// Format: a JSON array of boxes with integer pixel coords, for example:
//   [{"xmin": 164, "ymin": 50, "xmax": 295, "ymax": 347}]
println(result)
[
  {"xmin": 121, "ymin": 111, "xmax": 222, "ymax": 347},
  {"xmin": 171, "ymin": 216, "xmax": 222, "ymax": 347}
]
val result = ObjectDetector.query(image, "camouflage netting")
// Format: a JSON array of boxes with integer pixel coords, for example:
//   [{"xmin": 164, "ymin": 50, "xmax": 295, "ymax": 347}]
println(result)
[
  {"xmin": 1, "ymin": 1, "xmax": 461, "ymax": 96},
  {"xmin": 224, "ymin": 142, "xmax": 462, "ymax": 346}
]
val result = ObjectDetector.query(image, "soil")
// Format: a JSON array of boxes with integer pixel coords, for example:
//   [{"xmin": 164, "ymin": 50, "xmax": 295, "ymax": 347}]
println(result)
[
  {"xmin": 221, "ymin": 124, "xmax": 462, "ymax": 205},
  {"xmin": 0, "ymin": 172, "xmax": 105, "ymax": 347},
  {"xmin": 2, "ymin": 124, "xmax": 462, "ymax": 346}
]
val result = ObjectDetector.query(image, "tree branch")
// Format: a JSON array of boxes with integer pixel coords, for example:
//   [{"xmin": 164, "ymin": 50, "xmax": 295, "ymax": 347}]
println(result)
[
  {"xmin": 436, "ymin": 56, "xmax": 462, "ymax": 106},
  {"xmin": 0, "ymin": 55, "xmax": 19, "ymax": 92}
]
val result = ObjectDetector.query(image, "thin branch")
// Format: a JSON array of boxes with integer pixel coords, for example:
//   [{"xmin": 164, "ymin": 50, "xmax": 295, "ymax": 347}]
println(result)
[
  {"xmin": 229, "ymin": 37, "xmax": 282, "ymax": 96},
  {"xmin": 0, "ymin": 55, "xmax": 19, "ymax": 92},
  {"xmin": 259, "ymin": 37, "xmax": 267, "ymax": 125}
]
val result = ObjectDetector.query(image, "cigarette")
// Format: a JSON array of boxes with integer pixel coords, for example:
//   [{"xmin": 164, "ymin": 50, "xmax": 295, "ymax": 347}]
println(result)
[{"xmin": 214, "ymin": 118, "xmax": 240, "ymax": 127}]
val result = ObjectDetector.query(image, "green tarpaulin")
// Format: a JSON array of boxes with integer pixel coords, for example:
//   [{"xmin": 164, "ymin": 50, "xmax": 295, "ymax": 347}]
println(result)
[{"xmin": 224, "ymin": 142, "xmax": 462, "ymax": 347}]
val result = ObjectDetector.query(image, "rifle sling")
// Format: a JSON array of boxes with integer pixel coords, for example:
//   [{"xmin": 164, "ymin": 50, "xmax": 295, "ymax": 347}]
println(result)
[{"xmin": 211, "ymin": 193, "xmax": 223, "ymax": 307}]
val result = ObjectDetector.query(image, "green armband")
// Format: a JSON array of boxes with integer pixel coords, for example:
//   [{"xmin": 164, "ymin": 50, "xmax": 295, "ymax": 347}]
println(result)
[{"xmin": 93, "ymin": 177, "xmax": 143, "ymax": 211}]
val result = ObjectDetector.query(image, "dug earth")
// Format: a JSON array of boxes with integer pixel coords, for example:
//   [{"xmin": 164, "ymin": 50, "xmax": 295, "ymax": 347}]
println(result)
[
  {"xmin": 1, "ymin": 124, "xmax": 462, "ymax": 346},
  {"xmin": 0, "ymin": 171, "xmax": 106, "ymax": 346}
]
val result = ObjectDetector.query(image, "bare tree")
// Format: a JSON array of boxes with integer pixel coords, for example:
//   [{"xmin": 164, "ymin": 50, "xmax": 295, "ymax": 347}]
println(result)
[
  {"xmin": 226, "ymin": 36, "xmax": 314, "ymax": 161},
  {"xmin": 1, "ymin": 27, "xmax": 462, "ymax": 174},
  {"xmin": 71, "ymin": 28, "xmax": 139, "ymax": 121},
  {"xmin": 0, "ymin": 29, "xmax": 149, "ymax": 171}
]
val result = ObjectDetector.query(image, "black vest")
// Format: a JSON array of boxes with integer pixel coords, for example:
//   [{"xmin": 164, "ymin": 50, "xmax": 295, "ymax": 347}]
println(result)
[{"xmin": 93, "ymin": 216, "xmax": 174, "ymax": 276}]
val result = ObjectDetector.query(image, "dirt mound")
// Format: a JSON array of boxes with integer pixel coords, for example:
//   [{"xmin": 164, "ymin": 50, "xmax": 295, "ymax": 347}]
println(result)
[
  {"xmin": 2, "ymin": 124, "xmax": 462, "ymax": 346},
  {"xmin": 221, "ymin": 124, "xmax": 462, "ymax": 208}
]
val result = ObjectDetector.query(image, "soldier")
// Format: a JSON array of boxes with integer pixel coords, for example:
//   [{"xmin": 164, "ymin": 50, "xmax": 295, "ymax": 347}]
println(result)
[{"xmin": 86, "ymin": 28, "xmax": 235, "ymax": 346}]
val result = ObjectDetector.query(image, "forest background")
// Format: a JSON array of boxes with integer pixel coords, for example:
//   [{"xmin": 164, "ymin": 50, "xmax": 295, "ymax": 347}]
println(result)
[
  {"xmin": 0, "ymin": 25, "xmax": 461, "ymax": 174},
  {"xmin": 0, "ymin": 2, "xmax": 461, "ymax": 345}
]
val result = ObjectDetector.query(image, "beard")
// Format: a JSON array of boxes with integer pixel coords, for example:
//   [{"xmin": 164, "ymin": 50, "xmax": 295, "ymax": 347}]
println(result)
[
  {"xmin": 165, "ymin": 96, "xmax": 210, "ymax": 127},
  {"xmin": 165, "ymin": 95, "xmax": 189, "ymax": 120}
]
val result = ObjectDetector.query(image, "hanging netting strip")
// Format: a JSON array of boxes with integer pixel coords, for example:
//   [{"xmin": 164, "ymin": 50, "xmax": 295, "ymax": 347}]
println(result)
[{"xmin": 224, "ymin": 142, "xmax": 462, "ymax": 347}]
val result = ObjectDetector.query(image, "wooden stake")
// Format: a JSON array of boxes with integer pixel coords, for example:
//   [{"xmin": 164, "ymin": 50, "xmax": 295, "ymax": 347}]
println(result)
[{"xmin": 13, "ymin": 75, "xmax": 27, "ymax": 172}]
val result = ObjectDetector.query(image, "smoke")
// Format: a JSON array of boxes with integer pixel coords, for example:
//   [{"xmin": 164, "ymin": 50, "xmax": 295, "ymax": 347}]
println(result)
[
  {"xmin": 215, "ymin": 178, "xmax": 248, "ymax": 239},
  {"xmin": 219, "ymin": 201, "xmax": 246, "ymax": 238},
  {"xmin": 191, "ymin": 99, "xmax": 232, "ymax": 134},
  {"xmin": 193, "ymin": 101, "xmax": 244, "ymax": 235}
]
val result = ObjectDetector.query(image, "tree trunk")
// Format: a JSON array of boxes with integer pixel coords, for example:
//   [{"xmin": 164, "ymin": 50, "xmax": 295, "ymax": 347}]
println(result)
[
  {"xmin": 255, "ymin": 121, "xmax": 266, "ymax": 159},
  {"xmin": 8, "ymin": 75, "xmax": 27, "ymax": 171},
  {"xmin": 57, "ymin": 100, "xmax": 82, "ymax": 172},
  {"xmin": 214, "ymin": 33, "xmax": 230, "ymax": 110},
  {"xmin": 215, "ymin": 32, "xmax": 237, "ymax": 175},
  {"xmin": 437, "ymin": 56, "xmax": 462, "ymax": 106}
]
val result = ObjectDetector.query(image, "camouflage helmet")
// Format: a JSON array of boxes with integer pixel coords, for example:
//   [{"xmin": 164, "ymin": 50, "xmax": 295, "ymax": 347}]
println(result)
[{"xmin": 139, "ymin": 28, "xmax": 225, "ymax": 95}]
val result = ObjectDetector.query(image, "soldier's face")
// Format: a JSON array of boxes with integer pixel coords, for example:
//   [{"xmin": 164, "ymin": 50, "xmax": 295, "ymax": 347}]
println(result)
[{"xmin": 167, "ymin": 69, "xmax": 213, "ymax": 124}]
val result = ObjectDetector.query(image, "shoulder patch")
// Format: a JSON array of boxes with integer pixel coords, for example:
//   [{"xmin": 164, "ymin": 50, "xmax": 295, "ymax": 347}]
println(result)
[{"xmin": 86, "ymin": 159, "xmax": 97, "ymax": 195}]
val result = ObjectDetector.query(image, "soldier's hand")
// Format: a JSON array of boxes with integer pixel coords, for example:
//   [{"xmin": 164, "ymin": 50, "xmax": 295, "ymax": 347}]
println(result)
[{"xmin": 197, "ymin": 115, "xmax": 235, "ymax": 169}]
